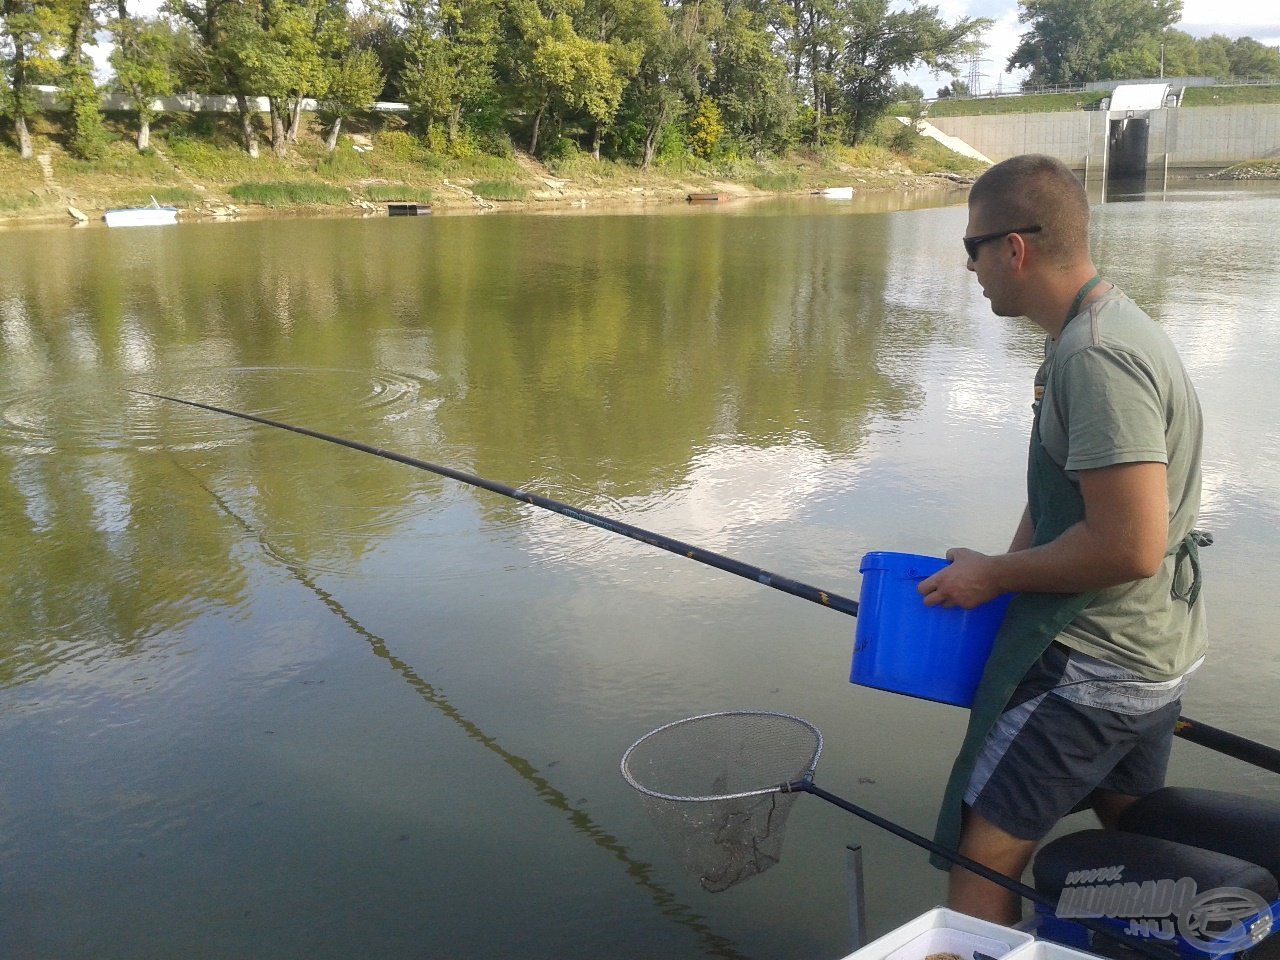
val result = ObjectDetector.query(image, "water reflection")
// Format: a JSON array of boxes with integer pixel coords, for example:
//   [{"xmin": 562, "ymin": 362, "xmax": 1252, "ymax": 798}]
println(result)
[{"xmin": 3, "ymin": 186, "xmax": 1279, "ymax": 959}]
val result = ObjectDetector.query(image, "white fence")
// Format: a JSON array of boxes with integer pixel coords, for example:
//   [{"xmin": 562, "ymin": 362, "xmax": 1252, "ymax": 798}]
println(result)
[{"xmin": 31, "ymin": 85, "xmax": 409, "ymax": 113}]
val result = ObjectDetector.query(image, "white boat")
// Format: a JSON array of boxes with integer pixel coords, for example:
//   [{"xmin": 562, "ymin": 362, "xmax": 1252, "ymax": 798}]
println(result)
[
  {"xmin": 103, "ymin": 196, "xmax": 179, "ymax": 228},
  {"xmin": 818, "ymin": 186, "xmax": 855, "ymax": 199}
]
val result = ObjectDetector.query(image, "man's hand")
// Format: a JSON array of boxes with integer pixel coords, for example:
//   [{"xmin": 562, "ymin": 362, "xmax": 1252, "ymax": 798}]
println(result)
[{"xmin": 918, "ymin": 548, "xmax": 1005, "ymax": 609}]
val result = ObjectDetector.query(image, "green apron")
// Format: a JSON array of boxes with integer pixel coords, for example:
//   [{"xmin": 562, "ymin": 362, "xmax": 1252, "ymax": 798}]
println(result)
[
  {"xmin": 929, "ymin": 412, "xmax": 1097, "ymax": 869},
  {"xmin": 930, "ymin": 280, "xmax": 1105, "ymax": 869}
]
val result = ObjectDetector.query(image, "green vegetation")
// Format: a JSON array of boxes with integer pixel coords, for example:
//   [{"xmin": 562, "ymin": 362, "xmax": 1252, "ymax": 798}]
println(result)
[
  {"xmin": 112, "ymin": 186, "xmax": 204, "ymax": 205},
  {"xmin": 361, "ymin": 184, "xmax": 431, "ymax": 202},
  {"xmin": 889, "ymin": 83, "xmax": 1280, "ymax": 118},
  {"xmin": 0, "ymin": 188, "xmax": 41, "ymax": 211},
  {"xmin": 897, "ymin": 91, "xmax": 1109, "ymax": 116},
  {"xmin": 470, "ymin": 180, "xmax": 527, "ymax": 200},
  {"xmin": 228, "ymin": 181, "xmax": 352, "ymax": 206},
  {"xmin": 750, "ymin": 170, "xmax": 803, "ymax": 191},
  {"xmin": 1183, "ymin": 85, "xmax": 1280, "ymax": 106},
  {"xmin": 1008, "ymin": 0, "xmax": 1280, "ymax": 86},
  {"xmin": 1, "ymin": 0, "xmax": 990, "ymax": 174}
]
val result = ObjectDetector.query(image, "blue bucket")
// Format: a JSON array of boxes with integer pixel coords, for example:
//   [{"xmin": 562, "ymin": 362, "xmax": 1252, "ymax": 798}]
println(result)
[{"xmin": 850, "ymin": 552, "xmax": 1013, "ymax": 708}]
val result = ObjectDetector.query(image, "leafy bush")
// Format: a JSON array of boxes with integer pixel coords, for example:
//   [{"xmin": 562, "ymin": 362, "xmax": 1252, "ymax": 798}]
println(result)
[
  {"xmin": 377, "ymin": 130, "xmax": 431, "ymax": 164},
  {"xmin": 889, "ymin": 120, "xmax": 922, "ymax": 155},
  {"xmin": 476, "ymin": 128, "xmax": 515, "ymax": 159},
  {"xmin": 229, "ymin": 181, "xmax": 352, "ymax": 206},
  {"xmin": 539, "ymin": 134, "xmax": 580, "ymax": 170},
  {"xmin": 688, "ymin": 99, "xmax": 725, "ymax": 160}
]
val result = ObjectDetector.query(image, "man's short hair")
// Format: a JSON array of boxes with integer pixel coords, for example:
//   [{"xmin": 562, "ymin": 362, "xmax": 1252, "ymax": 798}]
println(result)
[{"xmin": 969, "ymin": 154, "xmax": 1090, "ymax": 265}]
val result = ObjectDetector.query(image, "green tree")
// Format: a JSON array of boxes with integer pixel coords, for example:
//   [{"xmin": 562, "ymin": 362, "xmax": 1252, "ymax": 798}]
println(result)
[
  {"xmin": 616, "ymin": 0, "xmax": 713, "ymax": 169},
  {"xmin": 110, "ymin": 15, "xmax": 185, "ymax": 150},
  {"xmin": 168, "ymin": 0, "xmax": 265, "ymax": 156},
  {"xmin": 234, "ymin": 0, "xmax": 336, "ymax": 156},
  {"xmin": 786, "ymin": 0, "xmax": 844, "ymax": 142},
  {"xmin": 57, "ymin": 0, "xmax": 110, "ymax": 158},
  {"xmin": 1226, "ymin": 37, "xmax": 1280, "ymax": 78},
  {"xmin": 1, "ymin": 0, "xmax": 60, "ymax": 158},
  {"xmin": 319, "ymin": 47, "xmax": 383, "ymax": 150},
  {"xmin": 1192, "ymin": 33, "xmax": 1231, "ymax": 78},
  {"xmin": 503, "ymin": 0, "xmax": 629, "ymax": 156},
  {"xmin": 686, "ymin": 94, "xmax": 721, "ymax": 156},
  {"xmin": 891, "ymin": 80, "xmax": 924, "ymax": 101},
  {"xmin": 397, "ymin": 0, "xmax": 499, "ymax": 145},
  {"xmin": 708, "ymin": 6, "xmax": 795, "ymax": 153},
  {"xmin": 837, "ymin": 0, "xmax": 988, "ymax": 144},
  {"xmin": 1008, "ymin": 0, "xmax": 1181, "ymax": 86},
  {"xmin": 576, "ymin": 0, "xmax": 658, "ymax": 158}
]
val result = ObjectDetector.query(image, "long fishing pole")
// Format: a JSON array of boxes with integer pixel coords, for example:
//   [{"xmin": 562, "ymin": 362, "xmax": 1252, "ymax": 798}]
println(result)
[
  {"xmin": 132, "ymin": 390, "xmax": 1280, "ymax": 775},
  {"xmin": 130, "ymin": 390, "xmax": 859, "ymax": 617}
]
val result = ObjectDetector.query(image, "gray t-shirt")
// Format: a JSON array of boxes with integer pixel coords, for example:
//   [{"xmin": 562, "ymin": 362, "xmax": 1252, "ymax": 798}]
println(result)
[{"xmin": 1034, "ymin": 287, "xmax": 1207, "ymax": 681}]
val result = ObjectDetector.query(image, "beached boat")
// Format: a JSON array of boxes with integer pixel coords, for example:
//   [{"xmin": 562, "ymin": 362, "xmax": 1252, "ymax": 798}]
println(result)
[
  {"xmin": 387, "ymin": 203, "xmax": 432, "ymax": 216},
  {"xmin": 103, "ymin": 197, "xmax": 179, "ymax": 228},
  {"xmin": 686, "ymin": 192, "xmax": 725, "ymax": 203},
  {"xmin": 817, "ymin": 186, "xmax": 855, "ymax": 199}
]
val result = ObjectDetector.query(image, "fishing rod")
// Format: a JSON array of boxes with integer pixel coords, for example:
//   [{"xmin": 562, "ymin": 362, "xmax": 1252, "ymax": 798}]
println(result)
[
  {"xmin": 130, "ymin": 390, "xmax": 859, "ymax": 618},
  {"xmin": 132, "ymin": 389, "xmax": 1280, "ymax": 776}
]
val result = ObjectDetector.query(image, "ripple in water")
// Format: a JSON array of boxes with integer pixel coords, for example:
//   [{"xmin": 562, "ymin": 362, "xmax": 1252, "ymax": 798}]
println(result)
[{"xmin": 0, "ymin": 367, "xmax": 434, "ymax": 455}]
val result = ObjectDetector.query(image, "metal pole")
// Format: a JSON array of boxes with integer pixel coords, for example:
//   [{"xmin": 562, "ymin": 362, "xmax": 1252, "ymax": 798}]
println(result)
[
  {"xmin": 846, "ymin": 843, "xmax": 868, "ymax": 951},
  {"xmin": 1101, "ymin": 113, "xmax": 1110, "ymax": 203}
]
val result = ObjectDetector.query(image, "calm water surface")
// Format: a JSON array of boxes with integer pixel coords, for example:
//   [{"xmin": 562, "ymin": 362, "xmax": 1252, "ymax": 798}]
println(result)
[{"xmin": 2, "ymin": 183, "xmax": 1279, "ymax": 960}]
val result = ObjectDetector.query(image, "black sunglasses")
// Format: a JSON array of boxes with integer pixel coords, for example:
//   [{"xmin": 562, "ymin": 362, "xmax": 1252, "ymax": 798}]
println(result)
[{"xmin": 963, "ymin": 225, "xmax": 1042, "ymax": 260}]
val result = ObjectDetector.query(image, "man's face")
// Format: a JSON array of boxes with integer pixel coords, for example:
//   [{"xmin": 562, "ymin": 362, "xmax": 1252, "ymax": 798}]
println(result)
[{"xmin": 965, "ymin": 202, "xmax": 1020, "ymax": 318}]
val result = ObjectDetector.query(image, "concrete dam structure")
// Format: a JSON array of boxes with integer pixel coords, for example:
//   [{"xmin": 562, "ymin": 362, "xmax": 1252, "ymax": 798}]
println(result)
[{"xmin": 926, "ymin": 85, "xmax": 1280, "ymax": 189}]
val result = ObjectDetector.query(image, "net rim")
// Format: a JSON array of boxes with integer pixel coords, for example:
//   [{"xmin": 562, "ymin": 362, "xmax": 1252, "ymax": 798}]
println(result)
[{"xmin": 619, "ymin": 709, "xmax": 823, "ymax": 803}]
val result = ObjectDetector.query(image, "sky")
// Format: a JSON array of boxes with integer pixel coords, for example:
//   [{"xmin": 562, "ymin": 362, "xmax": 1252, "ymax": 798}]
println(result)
[{"xmin": 894, "ymin": 0, "xmax": 1280, "ymax": 97}]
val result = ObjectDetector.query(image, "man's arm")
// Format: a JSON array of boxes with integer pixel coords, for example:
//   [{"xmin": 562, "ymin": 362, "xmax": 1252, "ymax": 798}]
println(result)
[{"xmin": 919, "ymin": 461, "xmax": 1169, "ymax": 609}]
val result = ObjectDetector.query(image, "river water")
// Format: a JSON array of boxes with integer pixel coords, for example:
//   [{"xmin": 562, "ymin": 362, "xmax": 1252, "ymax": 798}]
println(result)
[{"xmin": 2, "ymin": 182, "xmax": 1278, "ymax": 960}]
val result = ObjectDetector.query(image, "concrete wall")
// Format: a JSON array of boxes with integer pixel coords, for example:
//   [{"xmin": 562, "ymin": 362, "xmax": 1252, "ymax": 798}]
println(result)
[{"xmin": 929, "ymin": 104, "xmax": 1280, "ymax": 170}]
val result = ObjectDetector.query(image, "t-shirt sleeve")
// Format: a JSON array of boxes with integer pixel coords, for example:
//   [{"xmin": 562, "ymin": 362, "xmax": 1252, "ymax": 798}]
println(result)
[{"xmin": 1054, "ymin": 346, "xmax": 1169, "ymax": 471}]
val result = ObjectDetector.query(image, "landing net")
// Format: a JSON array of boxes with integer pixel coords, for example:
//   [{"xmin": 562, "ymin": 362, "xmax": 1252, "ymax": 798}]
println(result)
[{"xmin": 620, "ymin": 710, "xmax": 822, "ymax": 892}]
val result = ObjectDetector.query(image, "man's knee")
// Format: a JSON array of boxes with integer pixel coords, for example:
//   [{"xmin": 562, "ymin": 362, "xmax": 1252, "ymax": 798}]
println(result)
[
  {"xmin": 948, "ymin": 807, "xmax": 1040, "ymax": 925},
  {"xmin": 1090, "ymin": 789, "xmax": 1141, "ymax": 830}
]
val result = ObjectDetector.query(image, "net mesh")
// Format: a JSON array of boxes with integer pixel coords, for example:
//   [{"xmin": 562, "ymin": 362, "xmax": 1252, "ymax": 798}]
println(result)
[{"xmin": 620, "ymin": 711, "xmax": 822, "ymax": 892}]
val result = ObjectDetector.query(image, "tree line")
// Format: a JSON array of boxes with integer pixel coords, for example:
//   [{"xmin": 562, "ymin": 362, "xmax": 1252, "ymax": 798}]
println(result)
[
  {"xmin": 2, "ymin": 0, "xmax": 1276, "ymax": 166},
  {"xmin": 1008, "ymin": 0, "xmax": 1280, "ymax": 88},
  {"xmin": 2, "ymin": 0, "xmax": 989, "ymax": 162}
]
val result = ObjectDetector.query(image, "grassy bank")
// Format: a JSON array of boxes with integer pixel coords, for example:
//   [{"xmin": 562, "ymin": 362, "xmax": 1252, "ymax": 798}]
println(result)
[
  {"xmin": 0, "ymin": 112, "xmax": 983, "ymax": 225},
  {"xmin": 892, "ymin": 82, "xmax": 1280, "ymax": 118},
  {"xmin": 1206, "ymin": 158, "xmax": 1280, "ymax": 179}
]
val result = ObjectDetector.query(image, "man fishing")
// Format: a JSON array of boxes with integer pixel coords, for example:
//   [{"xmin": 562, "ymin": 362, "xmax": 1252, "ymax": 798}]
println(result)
[{"xmin": 917, "ymin": 154, "xmax": 1208, "ymax": 924}]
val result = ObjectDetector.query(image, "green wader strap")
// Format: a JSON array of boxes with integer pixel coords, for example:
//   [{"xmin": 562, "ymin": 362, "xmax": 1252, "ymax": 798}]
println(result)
[{"xmin": 929, "ymin": 413, "xmax": 1099, "ymax": 870}]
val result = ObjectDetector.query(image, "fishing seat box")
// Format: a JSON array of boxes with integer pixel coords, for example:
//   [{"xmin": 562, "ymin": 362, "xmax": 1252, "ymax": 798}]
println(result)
[{"xmin": 1031, "ymin": 788, "xmax": 1280, "ymax": 958}]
